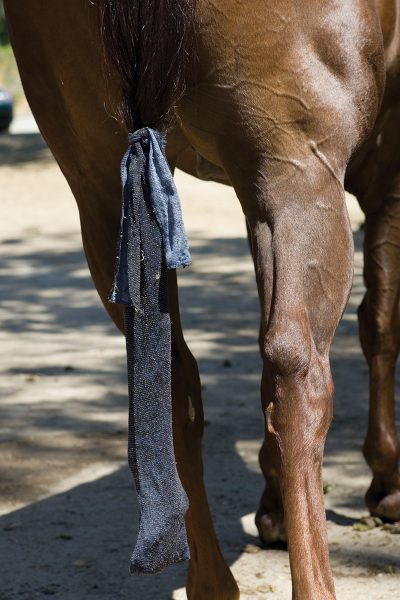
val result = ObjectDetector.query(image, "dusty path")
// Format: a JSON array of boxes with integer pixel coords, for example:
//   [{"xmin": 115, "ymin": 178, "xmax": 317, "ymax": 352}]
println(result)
[{"xmin": 0, "ymin": 131, "xmax": 399, "ymax": 599}]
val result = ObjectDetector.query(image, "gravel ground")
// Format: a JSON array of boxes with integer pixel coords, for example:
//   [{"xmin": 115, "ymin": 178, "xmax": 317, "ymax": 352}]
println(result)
[{"xmin": 0, "ymin": 130, "xmax": 399, "ymax": 599}]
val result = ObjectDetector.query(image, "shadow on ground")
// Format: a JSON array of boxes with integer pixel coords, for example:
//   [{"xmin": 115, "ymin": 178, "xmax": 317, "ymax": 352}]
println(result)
[
  {"xmin": 1, "ymin": 138, "xmax": 399, "ymax": 598},
  {"xmin": 0, "ymin": 132, "xmax": 51, "ymax": 166}
]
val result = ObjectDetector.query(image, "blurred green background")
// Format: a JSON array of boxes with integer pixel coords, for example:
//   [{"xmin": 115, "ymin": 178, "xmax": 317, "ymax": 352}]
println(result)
[{"xmin": 0, "ymin": 1, "xmax": 25, "ymax": 109}]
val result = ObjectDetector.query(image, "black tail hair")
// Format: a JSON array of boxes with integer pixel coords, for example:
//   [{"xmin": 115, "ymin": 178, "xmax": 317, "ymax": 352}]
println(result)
[{"xmin": 100, "ymin": 0, "xmax": 196, "ymax": 132}]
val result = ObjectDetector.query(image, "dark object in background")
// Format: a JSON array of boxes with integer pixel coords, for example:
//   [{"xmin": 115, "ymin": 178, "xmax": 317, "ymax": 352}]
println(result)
[{"xmin": 0, "ymin": 87, "xmax": 13, "ymax": 131}]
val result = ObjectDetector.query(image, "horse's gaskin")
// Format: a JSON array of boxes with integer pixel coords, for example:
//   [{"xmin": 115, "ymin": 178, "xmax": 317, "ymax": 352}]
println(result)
[{"xmin": 109, "ymin": 127, "xmax": 191, "ymax": 574}]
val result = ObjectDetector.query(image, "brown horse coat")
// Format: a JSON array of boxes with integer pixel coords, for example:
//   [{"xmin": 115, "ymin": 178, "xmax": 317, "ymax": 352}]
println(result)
[{"xmin": 4, "ymin": 1, "xmax": 400, "ymax": 598}]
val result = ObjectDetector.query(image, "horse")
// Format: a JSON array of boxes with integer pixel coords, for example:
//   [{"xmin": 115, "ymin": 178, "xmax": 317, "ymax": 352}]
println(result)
[{"xmin": 4, "ymin": 0, "xmax": 400, "ymax": 598}]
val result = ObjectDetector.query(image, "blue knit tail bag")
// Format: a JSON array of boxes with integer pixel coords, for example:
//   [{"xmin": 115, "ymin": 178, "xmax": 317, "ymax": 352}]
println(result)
[{"xmin": 109, "ymin": 127, "xmax": 191, "ymax": 574}]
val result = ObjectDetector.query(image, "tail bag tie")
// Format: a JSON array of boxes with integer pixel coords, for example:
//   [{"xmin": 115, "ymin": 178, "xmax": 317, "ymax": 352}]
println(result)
[{"xmin": 109, "ymin": 127, "xmax": 191, "ymax": 574}]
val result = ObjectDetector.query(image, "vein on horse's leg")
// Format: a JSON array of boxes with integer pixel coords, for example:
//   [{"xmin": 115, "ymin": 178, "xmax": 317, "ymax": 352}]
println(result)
[
  {"xmin": 242, "ymin": 79, "xmax": 312, "ymax": 112},
  {"xmin": 309, "ymin": 140, "xmax": 343, "ymax": 189}
]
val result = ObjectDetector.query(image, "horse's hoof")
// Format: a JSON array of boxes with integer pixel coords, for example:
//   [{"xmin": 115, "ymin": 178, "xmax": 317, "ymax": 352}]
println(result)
[
  {"xmin": 366, "ymin": 484, "xmax": 400, "ymax": 522},
  {"xmin": 255, "ymin": 507, "xmax": 287, "ymax": 545}
]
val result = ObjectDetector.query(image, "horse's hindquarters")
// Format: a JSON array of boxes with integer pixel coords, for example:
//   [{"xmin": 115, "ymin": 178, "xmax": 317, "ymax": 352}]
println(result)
[
  {"xmin": 178, "ymin": 2, "xmax": 386, "ymax": 598},
  {"xmin": 179, "ymin": 0, "xmax": 384, "ymax": 177}
]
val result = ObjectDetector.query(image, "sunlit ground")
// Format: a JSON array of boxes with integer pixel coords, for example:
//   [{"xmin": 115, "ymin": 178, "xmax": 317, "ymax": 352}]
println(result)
[{"xmin": 0, "ymin": 123, "xmax": 399, "ymax": 599}]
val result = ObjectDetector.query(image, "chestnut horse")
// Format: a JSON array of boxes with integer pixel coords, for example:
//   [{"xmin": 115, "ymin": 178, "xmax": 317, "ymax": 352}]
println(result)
[{"xmin": 4, "ymin": 0, "xmax": 400, "ymax": 598}]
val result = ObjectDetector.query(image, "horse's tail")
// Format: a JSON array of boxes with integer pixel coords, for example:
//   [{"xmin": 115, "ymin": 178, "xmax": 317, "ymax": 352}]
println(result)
[{"xmin": 100, "ymin": 0, "xmax": 196, "ymax": 131}]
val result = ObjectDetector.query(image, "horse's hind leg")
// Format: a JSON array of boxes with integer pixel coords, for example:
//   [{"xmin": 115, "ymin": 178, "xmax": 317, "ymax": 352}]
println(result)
[
  {"xmin": 5, "ymin": 3, "xmax": 238, "ymax": 596},
  {"xmin": 210, "ymin": 29, "xmax": 382, "ymax": 593},
  {"xmin": 168, "ymin": 271, "xmax": 240, "ymax": 600},
  {"xmin": 256, "ymin": 419, "xmax": 286, "ymax": 543},
  {"xmin": 246, "ymin": 242, "xmax": 285, "ymax": 544},
  {"xmin": 359, "ymin": 198, "xmax": 400, "ymax": 521},
  {"xmin": 357, "ymin": 108, "xmax": 400, "ymax": 521},
  {"xmin": 69, "ymin": 215, "xmax": 239, "ymax": 600},
  {"xmin": 63, "ymin": 185, "xmax": 239, "ymax": 599},
  {"xmin": 238, "ymin": 164, "xmax": 353, "ymax": 599}
]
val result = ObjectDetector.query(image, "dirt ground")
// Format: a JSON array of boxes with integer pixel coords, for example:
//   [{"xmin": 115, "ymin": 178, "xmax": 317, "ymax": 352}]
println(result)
[{"xmin": 0, "ymin": 129, "xmax": 399, "ymax": 600}]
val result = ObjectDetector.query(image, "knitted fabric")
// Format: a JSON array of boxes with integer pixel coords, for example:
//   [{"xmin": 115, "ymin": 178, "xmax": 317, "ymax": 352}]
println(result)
[{"xmin": 109, "ymin": 127, "xmax": 191, "ymax": 574}]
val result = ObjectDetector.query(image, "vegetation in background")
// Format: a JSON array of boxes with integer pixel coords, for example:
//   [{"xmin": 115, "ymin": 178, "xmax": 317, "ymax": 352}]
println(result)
[
  {"xmin": 0, "ymin": 0, "xmax": 9, "ymax": 45},
  {"xmin": 0, "ymin": 1, "xmax": 25, "ymax": 110}
]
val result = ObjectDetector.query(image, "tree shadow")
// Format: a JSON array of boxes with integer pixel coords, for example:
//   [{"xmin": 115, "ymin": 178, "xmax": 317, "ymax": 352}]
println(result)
[
  {"xmin": 1, "ymin": 205, "xmax": 400, "ymax": 598},
  {"xmin": 0, "ymin": 467, "xmax": 185, "ymax": 600},
  {"xmin": 0, "ymin": 132, "xmax": 52, "ymax": 166}
]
